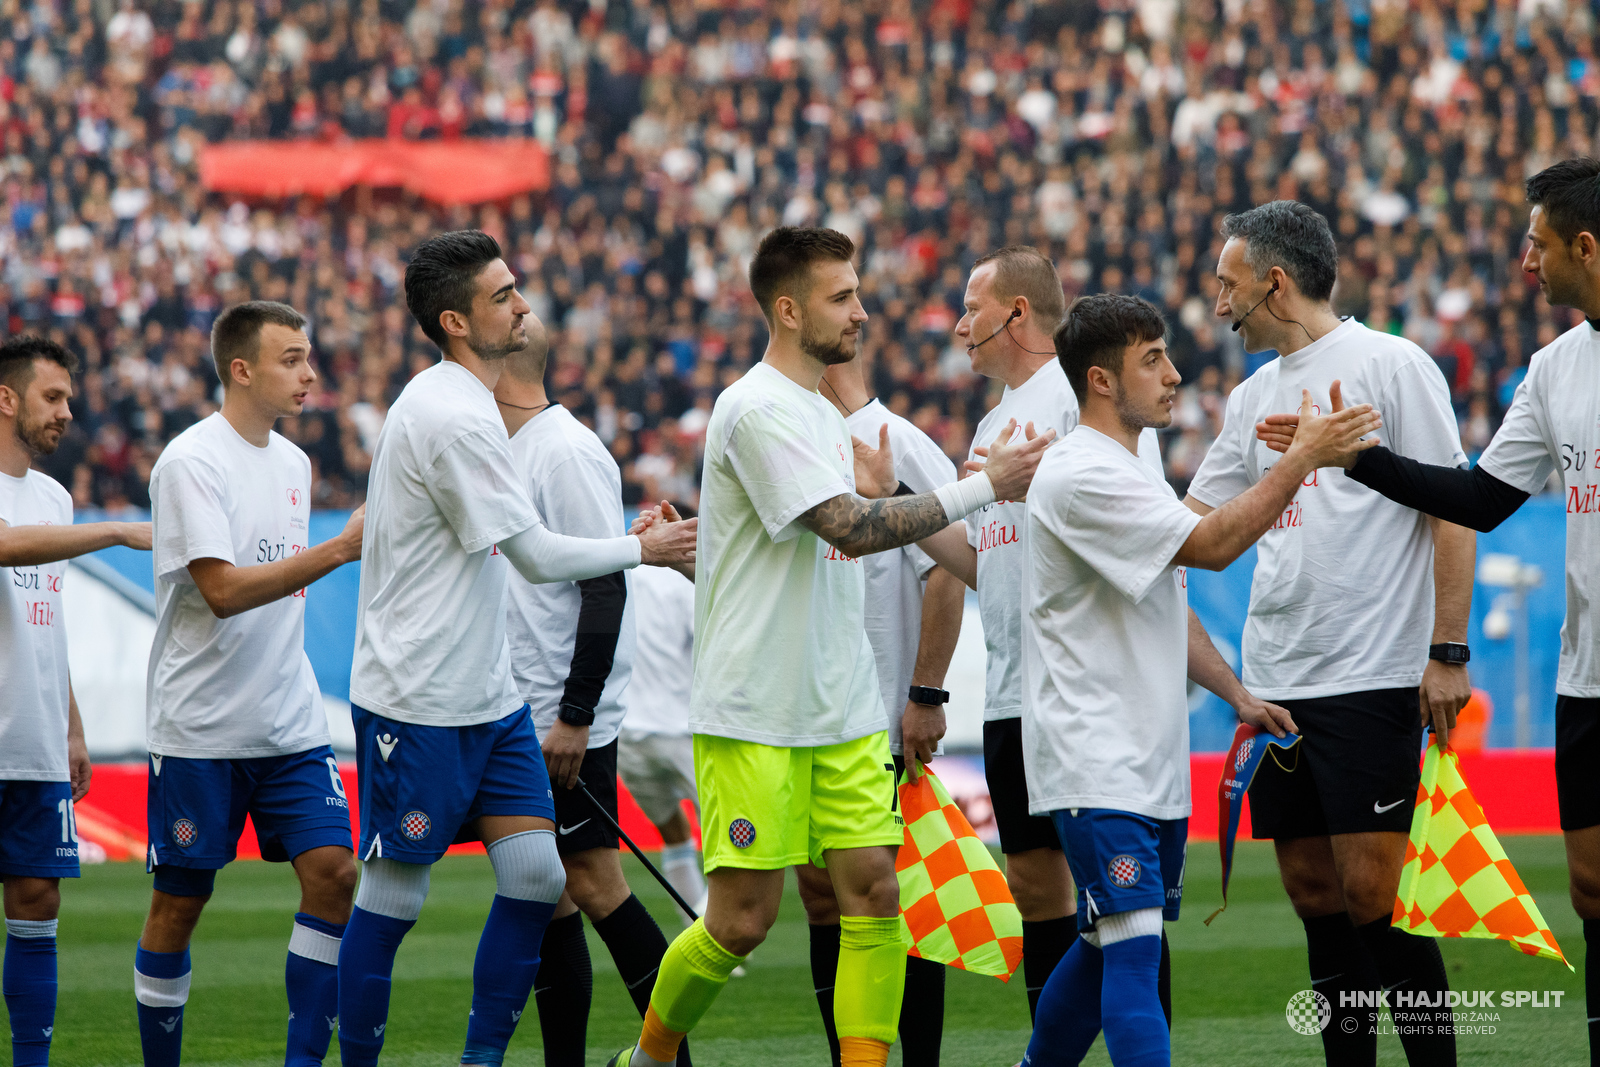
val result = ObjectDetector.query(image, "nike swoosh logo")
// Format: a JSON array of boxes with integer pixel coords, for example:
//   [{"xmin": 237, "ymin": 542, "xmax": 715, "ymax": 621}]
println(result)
[
  {"xmin": 1374, "ymin": 799, "xmax": 1406, "ymax": 814},
  {"xmin": 558, "ymin": 820, "xmax": 590, "ymax": 836},
  {"xmin": 376, "ymin": 734, "xmax": 397, "ymax": 762}
]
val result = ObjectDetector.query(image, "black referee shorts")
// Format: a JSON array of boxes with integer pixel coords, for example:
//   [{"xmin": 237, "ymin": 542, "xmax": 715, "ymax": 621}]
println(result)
[
  {"xmin": 1556, "ymin": 696, "xmax": 1600, "ymax": 831},
  {"xmin": 982, "ymin": 718, "xmax": 1062, "ymax": 854},
  {"xmin": 549, "ymin": 738, "xmax": 621, "ymax": 855},
  {"xmin": 1248, "ymin": 687, "xmax": 1423, "ymax": 840}
]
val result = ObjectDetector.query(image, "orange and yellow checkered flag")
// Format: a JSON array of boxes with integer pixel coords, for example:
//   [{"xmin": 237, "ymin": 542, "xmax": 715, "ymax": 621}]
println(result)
[
  {"xmin": 1394, "ymin": 740, "xmax": 1571, "ymax": 970},
  {"xmin": 896, "ymin": 769, "xmax": 1023, "ymax": 981}
]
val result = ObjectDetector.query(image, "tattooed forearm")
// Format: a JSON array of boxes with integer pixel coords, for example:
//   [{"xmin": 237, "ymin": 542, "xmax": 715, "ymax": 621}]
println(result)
[{"xmin": 796, "ymin": 491, "xmax": 952, "ymax": 556}]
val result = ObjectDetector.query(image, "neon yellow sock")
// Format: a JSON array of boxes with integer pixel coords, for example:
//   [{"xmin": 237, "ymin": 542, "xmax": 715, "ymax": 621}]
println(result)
[
  {"xmin": 642, "ymin": 918, "xmax": 746, "ymax": 1041},
  {"xmin": 834, "ymin": 915, "xmax": 908, "ymax": 1048}
]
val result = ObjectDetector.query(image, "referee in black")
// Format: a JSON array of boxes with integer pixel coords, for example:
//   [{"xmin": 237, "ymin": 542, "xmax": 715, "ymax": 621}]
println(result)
[{"xmin": 1258, "ymin": 158, "xmax": 1600, "ymax": 1067}]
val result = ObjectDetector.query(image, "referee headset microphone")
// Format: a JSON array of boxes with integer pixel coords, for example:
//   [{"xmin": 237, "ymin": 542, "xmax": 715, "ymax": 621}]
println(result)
[
  {"xmin": 965, "ymin": 306, "xmax": 1057, "ymax": 357},
  {"xmin": 1229, "ymin": 280, "xmax": 1279, "ymax": 332}
]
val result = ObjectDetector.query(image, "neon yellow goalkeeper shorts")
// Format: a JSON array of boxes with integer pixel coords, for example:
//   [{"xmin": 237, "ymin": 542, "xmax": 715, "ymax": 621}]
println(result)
[{"xmin": 694, "ymin": 730, "xmax": 903, "ymax": 872}]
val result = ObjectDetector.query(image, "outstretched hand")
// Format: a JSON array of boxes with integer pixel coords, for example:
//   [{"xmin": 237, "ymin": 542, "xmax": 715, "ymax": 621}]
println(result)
[
  {"xmin": 853, "ymin": 423, "xmax": 895, "ymax": 499},
  {"xmin": 1278, "ymin": 381, "xmax": 1382, "ymax": 470},
  {"xmin": 1256, "ymin": 381, "xmax": 1373, "ymax": 458},
  {"xmin": 962, "ymin": 419, "xmax": 1057, "ymax": 500}
]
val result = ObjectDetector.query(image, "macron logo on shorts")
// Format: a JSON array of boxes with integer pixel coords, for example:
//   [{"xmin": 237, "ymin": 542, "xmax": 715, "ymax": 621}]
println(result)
[{"xmin": 376, "ymin": 733, "xmax": 398, "ymax": 762}]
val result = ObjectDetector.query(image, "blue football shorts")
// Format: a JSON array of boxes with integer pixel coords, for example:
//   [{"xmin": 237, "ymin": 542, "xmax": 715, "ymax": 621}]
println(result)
[
  {"xmin": 145, "ymin": 746, "xmax": 354, "ymax": 870},
  {"xmin": 0, "ymin": 779, "xmax": 80, "ymax": 878},
  {"xmin": 351, "ymin": 703, "xmax": 556, "ymax": 864},
  {"xmin": 1051, "ymin": 807, "xmax": 1187, "ymax": 932}
]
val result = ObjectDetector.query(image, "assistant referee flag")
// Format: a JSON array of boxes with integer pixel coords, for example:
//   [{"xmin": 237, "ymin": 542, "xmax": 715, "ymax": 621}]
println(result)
[
  {"xmin": 896, "ymin": 769, "xmax": 1023, "ymax": 980},
  {"xmin": 1394, "ymin": 739, "xmax": 1571, "ymax": 970}
]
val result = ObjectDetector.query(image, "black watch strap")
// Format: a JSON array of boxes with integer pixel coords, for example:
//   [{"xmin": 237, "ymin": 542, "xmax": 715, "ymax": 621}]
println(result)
[
  {"xmin": 908, "ymin": 685, "xmax": 950, "ymax": 706},
  {"xmin": 1428, "ymin": 642, "xmax": 1471, "ymax": 665},
  {"xmin": 557, "ymin": 702, "xmax": 597, "ymax": 727}
]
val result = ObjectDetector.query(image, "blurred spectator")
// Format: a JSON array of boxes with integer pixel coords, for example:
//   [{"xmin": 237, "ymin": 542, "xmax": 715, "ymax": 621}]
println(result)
[{"xmin": 2, "ymin": 0, "xmax": 1591, "ymax": 511}]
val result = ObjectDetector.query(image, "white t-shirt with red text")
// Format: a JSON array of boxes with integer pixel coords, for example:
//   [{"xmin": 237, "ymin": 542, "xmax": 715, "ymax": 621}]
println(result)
[
  {"xmin": 965, "ymin": 359, "xmax": 1161, "ymax": 720},
  {"xmin": 0, "ymin": 469, "xmax": 73, "ymax": 781},
  {"xmin": 147, "ymin": 413, "xmax": 327, "ymax": 758},
  {"xmin": 1479, "ymin": 319, "xmax": 1600, "ymax": 695},
  {"xmin": 1188, "ymin": 319, "xmax": 1466, "ymax": 699}
]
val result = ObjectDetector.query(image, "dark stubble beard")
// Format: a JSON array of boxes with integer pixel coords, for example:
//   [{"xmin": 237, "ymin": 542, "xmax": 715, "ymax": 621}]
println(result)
[
  {"xmin": 467, "ymin": 321, "xmax": 527, "ymax": 362},
  {"xmin": 16, "ymin": 397, "xmax": 65, "ymax": 456},
  {"xmin": 1112, "ymin": 376, "xmax": 1170, "ymax": 436},
  {"xmin": 799, "ymin": 316, "xmax": 857, "ymax": 366}
]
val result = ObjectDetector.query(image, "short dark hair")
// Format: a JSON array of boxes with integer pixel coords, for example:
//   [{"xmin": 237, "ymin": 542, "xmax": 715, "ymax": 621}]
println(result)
[
  {"xmin": 1219, "ymin": 200, "xmax": 1338, "ymax": 302},
  {"xmin": 747, "ymin": 227, "xmax": 856, "ymax": 324},
  {"xmin": 1526, "ymin": 157, "xmax": 1600, "ymax": 244},
  {"xmin": 0, "ymin": 335, "xmax": 79, "ymax": 395},
  {"xmin": 1053, "ymin": 294, "xmax": 1167, "ymax": 404},
  {"xmin": 210, "ymin": 301, "xmax": 307, "ymax": 386},
  {"xmin": 971, "ymin": 246, "xmax": 1067, "ymax": 330},
  {"xmin": 405, "ymin": 230, "xmax": 504, "ymax": 348}
]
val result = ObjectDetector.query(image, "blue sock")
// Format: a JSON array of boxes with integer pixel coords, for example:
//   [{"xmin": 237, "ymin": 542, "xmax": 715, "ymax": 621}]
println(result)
[
  {"xmin": 1100, "ymin": 935, "xmax": 1168, "ymax": 1067},
  {"xmin": 460, "ymin": 894, "xmax": 556, "ymax": 1066},
  {"xmin": 4, "ymin": 919, "xmax": 58, "ymax": 1067},
  {"xmin": 336, "ymin": 906, "xmax": 415, "ymax": 1067},
  {"xmin": 134, "ymin": 944, "xmax": 191, "ymax": 1067},
  {"xmin": 1022, "ymin": 935, "xmax": 1103, "ymax": 1067},
  {"xmin": 285, "ymin": 912, "xmax": 345, "ymax": 1067}
]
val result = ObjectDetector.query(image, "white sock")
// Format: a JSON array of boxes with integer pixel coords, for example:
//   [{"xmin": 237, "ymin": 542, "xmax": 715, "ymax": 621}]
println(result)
[{"xmin": 659, "ymin": 842, "xmax": 706, "ymax": 926}]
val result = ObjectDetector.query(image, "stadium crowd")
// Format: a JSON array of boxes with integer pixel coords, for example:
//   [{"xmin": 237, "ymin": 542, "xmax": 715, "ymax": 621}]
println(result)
[{"xmin": 0, "ymin": 0, "xmax": 1594, "ymax": 508}]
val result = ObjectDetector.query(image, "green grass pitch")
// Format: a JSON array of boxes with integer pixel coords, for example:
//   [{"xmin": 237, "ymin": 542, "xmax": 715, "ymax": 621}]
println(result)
[{"xmin": 34, "ymin": 837, "xmax": 1586, "ymax": 1065}]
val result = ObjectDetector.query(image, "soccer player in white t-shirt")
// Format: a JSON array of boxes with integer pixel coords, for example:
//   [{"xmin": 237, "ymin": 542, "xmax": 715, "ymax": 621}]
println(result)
[
  {"xmin": 1254, "ymin": 158, "xmax": 1600, "ymax": 1063},
  {"xmin": 608, "ymin": 227, "xmax": 1053, "ymax": 1067},
  {"xmin": 1190, "ymin": 201, "xmax": 1474, "ymax": 1064},
  {"xmin": 0, "ymin": 335, "xmax": 151, "ymax": 1067},
  {"xmin": 952, "ymin": 247, "xmax": 1097, "ymax": 1023},
  {"xmin": 795, "ymin": 354, "xmax": 965, "ymax": 1065},
  {"xmin": 1019, "ymin": 294, "xmax": 1380, "ymax": 1067},
  {"xmin": 337, "ymin": 231, "xmax": 696, "ymax": 1067},
  {"xmin": 491, "ymin": 318, "xmax": 689, "ymax": 1067},
  {"xmin": 134, "ymin": 302, "xmax": 365, "ymax": 1067},
  {"xmin": 616, "ymin": 546, "xmax": 704, "ymax": 925}
]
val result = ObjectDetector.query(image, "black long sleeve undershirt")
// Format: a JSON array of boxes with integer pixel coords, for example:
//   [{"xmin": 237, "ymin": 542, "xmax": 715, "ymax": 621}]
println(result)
[
  {"xmin": 1346, "ymin": 446, "xmax": 1531, "ymax": 533},
  {"xmin": 560, "ymin": 570, "xmax": 628, "ymax": 716}
]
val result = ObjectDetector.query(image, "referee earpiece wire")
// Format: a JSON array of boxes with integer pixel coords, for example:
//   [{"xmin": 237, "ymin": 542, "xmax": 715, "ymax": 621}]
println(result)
[
  {"xmin": 573, "ymin": 776, "xmax": 701, "ymax": 921},
  {"xmin": 1262, "ymin": 279, "xmax": 1316, "ymax": 346}
]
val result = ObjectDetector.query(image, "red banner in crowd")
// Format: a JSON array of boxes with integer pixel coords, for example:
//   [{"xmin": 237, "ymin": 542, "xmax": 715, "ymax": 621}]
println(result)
[{"xmin": 198, "ymin": 139, "xmax": 551, "ymax": 204}]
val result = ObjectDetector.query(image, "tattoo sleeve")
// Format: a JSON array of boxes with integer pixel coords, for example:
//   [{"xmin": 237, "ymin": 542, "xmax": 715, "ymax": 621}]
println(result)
[{"xmin": 796, "ymin": 492, "xmax": 952, "ymax": 557}]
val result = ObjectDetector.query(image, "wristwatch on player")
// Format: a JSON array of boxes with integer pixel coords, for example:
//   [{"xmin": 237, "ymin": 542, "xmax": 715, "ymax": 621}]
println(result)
[
  {"xmin": 1428, "ymin": 643, "xmax": 1471, "ymax": 665},
  {"xmin": 557, "ymin": 703, "xmax": 596, "ymax": 727},
  {"xmin": 908, "ymin": 685, "xmax": 950, "ymax": 707}
]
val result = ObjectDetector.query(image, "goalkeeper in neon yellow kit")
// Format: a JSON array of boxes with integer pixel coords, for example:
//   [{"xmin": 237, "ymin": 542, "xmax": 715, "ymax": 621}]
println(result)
[{"xmin": 608, "ymin": 226, "xmax": 1053, "ymax": 1067}]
